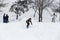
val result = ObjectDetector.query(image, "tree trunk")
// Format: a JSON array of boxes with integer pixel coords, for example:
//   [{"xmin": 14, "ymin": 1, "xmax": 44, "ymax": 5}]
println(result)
[
  {"xmin": 39, "ymin": 7, "xmax": 43, "ymax": 22},
  {"xmin": 16, "ymin": 14, "xmax": 18, "ymax": 20},
  {"xmin": 39, "ymin": 7, "xmax": 40, "ymax": 22},
  {"xmin": 16, "ymin": 9, "xmax": 19, "ymax": 20},
  {"xmin": 38, "ymin": 0, "xmax": 43, "ymax": 22}
]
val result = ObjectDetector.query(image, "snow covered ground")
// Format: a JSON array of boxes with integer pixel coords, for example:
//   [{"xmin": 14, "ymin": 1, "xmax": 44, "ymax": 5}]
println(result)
[{"xmin": 0, "ymin": 19, "xmax": 60, "ymax": 40}]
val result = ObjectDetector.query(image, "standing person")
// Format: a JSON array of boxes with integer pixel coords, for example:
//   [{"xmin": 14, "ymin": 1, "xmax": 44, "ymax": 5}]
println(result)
[
  {"xmin": 3, "ymin": 13, "xmax": 6, "ymax": 23},
  {"xmin": 26, "ymin": 18, "xmax": 32, "ymax": 28},
  {"xmin": 52, "ymin": 13, "xmax": 57, "ymax": 22},
  {"xmin": 6, "ymin": 14, "xmax": 9, "ymax": 23}
]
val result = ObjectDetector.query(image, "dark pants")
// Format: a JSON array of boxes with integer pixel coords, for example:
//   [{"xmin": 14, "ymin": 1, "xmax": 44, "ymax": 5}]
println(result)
[
  {"xmin": 3, "ymin": 19, "xmax": 5, "ymax": 23},
  {"xmin": 26, "ymin": 23, "xmax": 29, "ymax": 28},
  {"xmin": 3, "ymin": 18, "xmax": 6, "ymax": 23},
  {"xmin": 3, "ymin": 18, "xmax": 8, "ymax": 23}
]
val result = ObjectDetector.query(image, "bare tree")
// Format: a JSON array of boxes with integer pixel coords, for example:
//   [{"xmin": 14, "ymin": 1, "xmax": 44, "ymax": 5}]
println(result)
[
  {"xmin": 9, "ymin": 0, "xmax": 29, "ymax": 20},
  {"xmin": 32, "ymin": 0, "xmax": 54, "ymax": 22}
]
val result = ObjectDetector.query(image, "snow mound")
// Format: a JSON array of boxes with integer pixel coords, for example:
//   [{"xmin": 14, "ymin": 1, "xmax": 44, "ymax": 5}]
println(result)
[{"xmin": 0, "ymin": 19, "xmax": 60, "ymax": 40}]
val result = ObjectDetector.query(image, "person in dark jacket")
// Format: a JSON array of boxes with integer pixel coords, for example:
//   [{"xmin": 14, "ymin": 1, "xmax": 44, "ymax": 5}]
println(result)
[
  {"xmin": 3, "ymin": 13, "xmax": 6, "ymax": 23},
  {"xmin": 26, "ymin": 18, "xmax": 32, "ymax": 28},
  {"xmin": 6, "ymin": 14, "xmax": 9, "ymax": 23}
]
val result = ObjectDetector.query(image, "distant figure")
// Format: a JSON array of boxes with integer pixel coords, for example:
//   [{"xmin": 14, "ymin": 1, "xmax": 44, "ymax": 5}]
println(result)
[
  {"xmin": 6, "ymin": 14, "xmax": 9, "ymax": 23},
  {"xmin": 51, "ymin": 13, "xmax": 57, "ymax": 22},
  {"xmin": 26, "ymin": 18, "xmax": 32, "ymax": 28},
  {"xmin": 3, "ymin": 14, "xmax": 6, "ymax": 23},
  {"xmin": 3, "ymin": 14, "xmax": 9, "ymax": 23}
]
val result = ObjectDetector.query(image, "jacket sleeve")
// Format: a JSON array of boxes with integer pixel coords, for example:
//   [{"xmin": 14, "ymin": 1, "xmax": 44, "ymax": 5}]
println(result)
[{"xmin": 30, "ymin": 21, "xmax": 32, "ymax": 25}]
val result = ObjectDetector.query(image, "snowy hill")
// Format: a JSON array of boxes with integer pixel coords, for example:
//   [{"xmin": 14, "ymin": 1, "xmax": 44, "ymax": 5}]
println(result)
[{"xmin": 0, "ymin": 19, "xmax": 60, "ymax": 40}]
